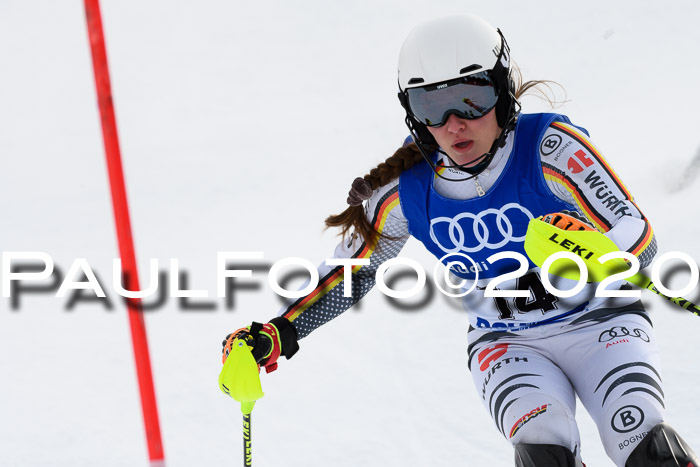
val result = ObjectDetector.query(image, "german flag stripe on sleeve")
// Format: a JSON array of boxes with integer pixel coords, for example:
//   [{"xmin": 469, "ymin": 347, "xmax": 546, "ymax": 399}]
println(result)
[
  {"xmin": 628, "ymin": 218, "xmax": 655, "ymax": 257},
  {"xmin": 282, "ymin": 187, "xmax": 400, "ymax": 322},
  {"xmin": 550, "ymin": 122, "xmax": 635, "ymax": 201},
  {"xmin": 542, "ymin": 162, "xmax": 612, "ymax": 232}
]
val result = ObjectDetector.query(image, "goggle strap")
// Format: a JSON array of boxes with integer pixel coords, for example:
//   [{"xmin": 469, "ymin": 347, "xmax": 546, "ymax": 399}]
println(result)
[{"xmin": 491, "ymin": 29, "xmax": 511, "ymax": 93}]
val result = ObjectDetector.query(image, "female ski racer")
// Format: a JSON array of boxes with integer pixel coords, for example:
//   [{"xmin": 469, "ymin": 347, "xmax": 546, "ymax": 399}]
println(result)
[{"xmin": 222, "ymin": 14, "xmax": 699, "ymax": 467}]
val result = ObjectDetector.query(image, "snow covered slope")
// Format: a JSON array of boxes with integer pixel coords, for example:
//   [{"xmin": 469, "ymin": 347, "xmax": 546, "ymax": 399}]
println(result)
[{"xmin": 1, "ymin": 1, "xmax": 699, "ymax": 465}]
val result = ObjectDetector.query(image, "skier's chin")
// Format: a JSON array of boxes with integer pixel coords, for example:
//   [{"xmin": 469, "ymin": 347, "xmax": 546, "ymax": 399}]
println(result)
[{"xmin": 448, "ymin": 152, "xmax": 484, "ymax": 168}]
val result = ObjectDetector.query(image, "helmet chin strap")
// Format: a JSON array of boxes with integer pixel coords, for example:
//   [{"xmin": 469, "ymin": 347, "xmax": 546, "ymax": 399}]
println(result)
[{"xmin": 409, "ymin": 96, "xmax": 521, "ymax": 183}]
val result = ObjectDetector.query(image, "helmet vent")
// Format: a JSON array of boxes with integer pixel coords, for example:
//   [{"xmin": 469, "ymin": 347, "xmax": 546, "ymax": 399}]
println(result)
[
  {"xmin": 459, "ymin": 64, "xmax": 481, "ymax": 75},
  {"xmin": 407, "ymin": 78, "xmax": 425, "ymax": 85}
]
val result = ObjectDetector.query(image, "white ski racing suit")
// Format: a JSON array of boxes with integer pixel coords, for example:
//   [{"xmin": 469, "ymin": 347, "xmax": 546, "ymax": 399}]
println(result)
[{"xmin": 278, "ymin": 114, "xmax": 662, "ymax": 465}]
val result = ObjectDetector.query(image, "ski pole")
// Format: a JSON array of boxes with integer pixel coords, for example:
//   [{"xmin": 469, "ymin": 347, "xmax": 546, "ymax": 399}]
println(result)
[
  {"xmin": 219, "ymin": 338, "xmax": 264, "ymax": 466},
  {"xmin": 624, "ymin": 272, "xmax": 700, "ymax": 317},
  {"xmin": 525, "ymin": 218, "xmax": 700, "ymax": 317},
  {"xmin": 243, "ymin": 412, "xmax": 252, "ymax": 466}
]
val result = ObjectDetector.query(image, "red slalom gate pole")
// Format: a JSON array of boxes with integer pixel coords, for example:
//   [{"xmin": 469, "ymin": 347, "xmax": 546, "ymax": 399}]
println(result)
[{"xmin": 84, "ymin": 1, "xmax": 165, "ymax": 464}]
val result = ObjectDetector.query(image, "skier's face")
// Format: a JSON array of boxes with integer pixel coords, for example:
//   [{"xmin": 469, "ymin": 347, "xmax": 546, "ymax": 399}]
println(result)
[{"xmin": 427, "ymin": 109, "xmax": 501, "ymax": 167}]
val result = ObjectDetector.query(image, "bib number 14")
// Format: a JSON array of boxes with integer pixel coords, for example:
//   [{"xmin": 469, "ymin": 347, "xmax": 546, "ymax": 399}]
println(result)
[
  {"xmin": 481, "ymin": 250, "xmax": 642, "ymax": 319},
  {"xmin": 489, "ymin": 271, "xmax": 559, "ymax": 319}
]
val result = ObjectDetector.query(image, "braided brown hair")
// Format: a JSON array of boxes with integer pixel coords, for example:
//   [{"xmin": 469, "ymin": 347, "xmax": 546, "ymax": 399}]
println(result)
[{"xmin": 325, "ymin": 142, "xmax": 426, "ymax": 248}]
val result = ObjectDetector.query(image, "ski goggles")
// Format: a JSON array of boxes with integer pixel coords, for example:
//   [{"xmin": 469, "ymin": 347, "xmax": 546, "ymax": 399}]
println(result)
[{"xmin": 404, "ymin": 71, "xmax": 499, "ymax": 127}]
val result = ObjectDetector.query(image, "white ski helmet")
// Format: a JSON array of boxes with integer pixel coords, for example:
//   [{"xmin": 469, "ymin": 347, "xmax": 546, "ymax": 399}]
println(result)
[
  {"xmin": 396, "ymin": 15, "xmax": 517, "ymax": 178},
  {"xmin": 398, "ymin": 15, "xmax": 514, "ymax": 136}
]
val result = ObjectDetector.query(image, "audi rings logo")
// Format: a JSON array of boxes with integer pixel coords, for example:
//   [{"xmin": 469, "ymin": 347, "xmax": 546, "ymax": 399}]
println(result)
[
  {"xmin": 429, "ymin": 203, "xmax": 534, "ymax": 254},
  {"xmin": 598, "ymin": 326, "xmax": 650, "ymax": 343}
]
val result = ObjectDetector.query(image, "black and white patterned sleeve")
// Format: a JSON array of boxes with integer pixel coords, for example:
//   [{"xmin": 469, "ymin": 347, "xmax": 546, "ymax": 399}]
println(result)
[{"xmin": 279, "ymin": 180, "xmax": 409, "ymax": 339}]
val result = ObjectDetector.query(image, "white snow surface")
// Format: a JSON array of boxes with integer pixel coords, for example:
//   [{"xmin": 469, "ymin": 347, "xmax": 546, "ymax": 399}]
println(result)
[{"xmin": 1, "ymin": 1, "xmax": 700, "ymax": 466}]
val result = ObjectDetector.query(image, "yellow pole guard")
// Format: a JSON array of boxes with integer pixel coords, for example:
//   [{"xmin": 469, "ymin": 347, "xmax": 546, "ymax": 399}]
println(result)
[
  {"xmin": 524, "ymin": 217, "xmax": 631, "ymax": 283},
  {"xmin": 218, "ymin": 338, "xmax": 264, "ymax": 415}
]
